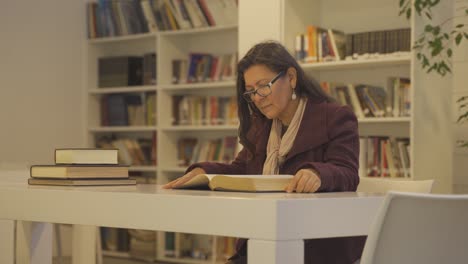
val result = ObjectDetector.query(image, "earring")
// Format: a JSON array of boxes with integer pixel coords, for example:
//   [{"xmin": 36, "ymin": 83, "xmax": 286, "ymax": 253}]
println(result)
[{"xmin": 291, "ymin": 88, "xmax": 297, "ymax": 100}]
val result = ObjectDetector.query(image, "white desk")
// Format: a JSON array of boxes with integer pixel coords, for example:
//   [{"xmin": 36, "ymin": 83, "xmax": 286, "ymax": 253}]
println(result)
[{"xmin": 0, "ymin": 174, "xmax": 384, "ymax": 264}]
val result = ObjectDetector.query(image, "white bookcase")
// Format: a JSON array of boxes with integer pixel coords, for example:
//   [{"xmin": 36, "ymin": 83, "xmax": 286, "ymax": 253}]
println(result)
[
  {"xmin": 239, "ymin": 0, "xmax": 454, "ymax": 193},
  {"xmin": 85, "ymin": 4, "xmax": 238, "ymax": 264},
  {"xmin": 86, "ymin": 33, "xmax": 159, "ymax": 180},
  {"xmin": 156, "ymin": 25, "xmax": 238, "ymax": 185}
]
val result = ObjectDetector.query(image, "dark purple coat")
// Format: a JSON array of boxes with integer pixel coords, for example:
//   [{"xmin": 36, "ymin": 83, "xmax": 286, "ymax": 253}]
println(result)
[{"xmin": 188, "ymin": 98, "xmax": 365, "ymax": 264}]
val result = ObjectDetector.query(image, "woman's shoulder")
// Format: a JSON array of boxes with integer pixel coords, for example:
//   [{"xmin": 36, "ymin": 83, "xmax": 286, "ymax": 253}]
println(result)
[{"xmin": 246, "ymin": 113, "xmax": 271, "ymax": 138}]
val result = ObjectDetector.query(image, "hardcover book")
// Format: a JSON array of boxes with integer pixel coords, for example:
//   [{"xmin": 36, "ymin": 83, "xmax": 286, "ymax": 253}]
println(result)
[
  {"xmin": 30, "ymin": 165, "xmax": 129, "ymax": 179},
  {"xmin": 28, "ymin": 178, "xmax": 136, "ymax": 186},
  {"xmin": 55, "ymin": 148, "xmax": 118, "ymax": 165},
  {"xmin": 173, "ymin": 174, "xmax": 293, "ymax": 192}
]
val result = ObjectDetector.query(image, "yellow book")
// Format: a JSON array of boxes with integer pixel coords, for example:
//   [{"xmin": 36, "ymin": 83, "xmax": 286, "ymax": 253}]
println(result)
[
  {"xmin": 173, "ymin": 174, "xmax": 293, "ymax": 192},
  {"xmin": 55, "ymin": 148, "xmax": 118, "ymax": 165}
]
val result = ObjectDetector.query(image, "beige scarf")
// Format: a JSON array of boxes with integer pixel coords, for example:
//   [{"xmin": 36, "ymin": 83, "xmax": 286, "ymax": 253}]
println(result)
[{"xmin": 262, "ymin": 98, "xmax": 307, "ymax": 175}]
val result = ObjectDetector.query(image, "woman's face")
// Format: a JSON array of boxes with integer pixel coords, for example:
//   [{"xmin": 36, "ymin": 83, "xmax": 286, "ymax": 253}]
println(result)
[{"xmin": 243, "ymin": 64, "xmax": 293, "ymax": 120}]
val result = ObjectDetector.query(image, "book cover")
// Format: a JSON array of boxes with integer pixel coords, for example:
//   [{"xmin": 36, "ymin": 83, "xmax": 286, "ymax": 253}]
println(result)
[
  {"xmin": 55, "ymin": 148, "xmax": 118, "ymax": 165},
  {"xmin": 30, "ymin": 165, "xmax": 129, "ymax": 179},
  {"xmin": 28, "ymin": 178, "xmax": 136, "ymax": 186},
  {"xmin": 173, "ymin": 174, "xmax": 293, "ymax": 192}
]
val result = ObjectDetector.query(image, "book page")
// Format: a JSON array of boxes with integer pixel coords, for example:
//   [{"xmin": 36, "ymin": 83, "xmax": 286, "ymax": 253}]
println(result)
[
  {"xmin": 177, "ymin": 174, "xmax": 210, "ymax": 188},
  {"xmin": 205, "ymin": 174, "xmax": 293, "ymax": 179}
]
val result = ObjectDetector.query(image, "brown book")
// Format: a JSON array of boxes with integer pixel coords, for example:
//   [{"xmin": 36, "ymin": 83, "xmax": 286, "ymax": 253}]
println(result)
[
  {"xmin": 30, "ymin": 165, "xmax": 128, "ymax": 179},
  {"xmin": 28, "ymin": 178, "xmax": 136, "ymax": 186},
  {"xmin": 55, "ymin": 148, "xmax": 118, "ymax": 165},
  {"xmin": 173, "ymin": 174, "xmax": 293, "ymax": 192}
]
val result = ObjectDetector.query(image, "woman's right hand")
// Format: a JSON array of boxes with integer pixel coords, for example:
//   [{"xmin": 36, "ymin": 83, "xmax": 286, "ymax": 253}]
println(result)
[{"xmin": 162, "ymin": 167, "xmax": 206, "ymax": 189}]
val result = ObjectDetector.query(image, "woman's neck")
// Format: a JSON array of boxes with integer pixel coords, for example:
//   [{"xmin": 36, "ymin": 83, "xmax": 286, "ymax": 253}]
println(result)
[{"xmin": 278, "ymin": 98, "xmax": 300, "ymax": 126}]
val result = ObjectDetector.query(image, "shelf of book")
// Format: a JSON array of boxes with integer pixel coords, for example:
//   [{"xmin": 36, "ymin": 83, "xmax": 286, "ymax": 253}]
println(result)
[
  {"xmin": 161, "ymin": 167, "xmax": 187, "ymax": 173},
  {"xmin": 358, "ymin": 118, "xmax": 410, "ymax": 138},
  {"xmin": 88, "ymin": 85, "xmax": 157, "ymax": 94},
  {"xmin": 156, "ymin": 256, "xmax": 222, "ymax": 264},
  {"xmin": 89, "ymin": 126, "xmax": 158, "ymax": 132},
  {"xmin": 88, "ymin": 32, "xmax": 157, "ymax": 45},
  {"xmin": 85, "ymin": 0, "xmax": 240, "ymax": 262},
  {"xmin": 300, "ymin": 54, "xmax": 411, "ymax": 71},
  {"xmin": 102, "ymin": 250, "xmax": 131, "ymax": 259},
  {"xmin": 358, "ymin": 117, "xmax": 411, "ymax": 123},
  {"xmin": 88, "ymin": 25, "xmax": 238, "ymax": 45},
  {"xmin": 160, "ymin": 125, "xmax": 238, "ymax": 132},
  {"xmin": 159, "ymin": 81, "xmax": 236, "ymax": 91},
  {"xmin": 129, "ymin": 166, "xmax": 158, "ymax": 172},
  {"xmin": 158, "ymin": 24, "xmax": 238, "ymax": 36}
]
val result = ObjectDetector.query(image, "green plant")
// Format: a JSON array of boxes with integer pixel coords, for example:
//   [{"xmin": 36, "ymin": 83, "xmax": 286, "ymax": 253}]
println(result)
[{"xmin": 399, "ymin": 0, "xmax": 468, "ymax": 76}]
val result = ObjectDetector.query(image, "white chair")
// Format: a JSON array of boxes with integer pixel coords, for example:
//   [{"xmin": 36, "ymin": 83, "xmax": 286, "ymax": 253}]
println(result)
[
  {"xmin": 360, "ymin": 191, "xmax": 468, "ymax": 264},
  {"xmin": 357, "ymin": 177, "xmax": 434, "ymax": 194}
]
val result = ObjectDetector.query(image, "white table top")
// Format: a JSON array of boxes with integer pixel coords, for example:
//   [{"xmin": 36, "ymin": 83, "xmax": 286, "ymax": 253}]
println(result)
[{"xmin": 0, "ymin": 173, "xmax": 384, "ymax": 240}]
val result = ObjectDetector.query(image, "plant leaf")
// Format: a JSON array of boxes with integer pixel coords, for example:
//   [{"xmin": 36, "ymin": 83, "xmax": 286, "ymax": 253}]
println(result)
[
  {"xmin": 440, "ymin": 61, "xmax": 451, "ymax": 74},
  {"xmin": 447, "ymin": 48, "xmax": 453, "ymax": 57},
  {"xmin": 425, "ymin": 25, "xmax": 433, "ymax": 32},
  {"xmin": 456, "ymin": 33, "xmax": 463, "ymax": 45},
  {"xmin": 425, "ymin": 11, "xmax": 432, "ymax": 19},
  {"xmin": 430, "ymin": 37, "xmax": 443, "ymax": 56},
  {"xmin": 430, "ymin": 0, "xmax": 440, "ymax": 7}
]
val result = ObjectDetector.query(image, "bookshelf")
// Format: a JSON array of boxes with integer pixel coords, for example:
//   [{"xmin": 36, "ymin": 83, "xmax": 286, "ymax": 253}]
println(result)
[
  {"xmin": 239, "ymin": 0, "xmax": 454, "ymax": 193},
  {"xmin": 86, "ymin": 34, "xmax": 158, "ymax": 179},
  {"xmin": 85, "ymin": 1, "xmax": 239, "ymax": 263}
]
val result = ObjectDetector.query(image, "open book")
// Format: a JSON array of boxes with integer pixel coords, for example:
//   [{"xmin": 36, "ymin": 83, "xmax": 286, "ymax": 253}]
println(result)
[{"xmin": 173, "ymin": 174, "xmax": 293, "ymax": 192}]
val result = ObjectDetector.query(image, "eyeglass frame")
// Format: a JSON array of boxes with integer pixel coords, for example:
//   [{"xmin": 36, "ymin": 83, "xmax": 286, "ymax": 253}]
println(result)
[{"xmin": 242, "ymin": 71, "xmax": 285, "ymax": 102}]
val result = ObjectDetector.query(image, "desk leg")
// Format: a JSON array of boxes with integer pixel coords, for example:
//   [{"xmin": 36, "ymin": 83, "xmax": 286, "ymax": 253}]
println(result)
[
  {"xmin": 0, "ymin": 219, "xmax": 15, "ymax": 264},
  {"xmin": 72, "ymin": 225, "xmax": 96, "ymax": 264},
  {"xmin": 16, "ymin": 221, "xmax": 53, "ymax": 264},
  {"xmin": 248, "ymin": 239, "xmax": 304, "ymax": 264}
]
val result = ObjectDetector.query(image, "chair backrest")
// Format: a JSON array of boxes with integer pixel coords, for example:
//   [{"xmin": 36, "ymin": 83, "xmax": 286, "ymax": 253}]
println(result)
[
  {"xmin": 360, "ymin": 191, "xmax": 468, "ymax": 264},
  {"xmin": 357, "ymin": 177, "xmax": 434, "ymax": 194}
]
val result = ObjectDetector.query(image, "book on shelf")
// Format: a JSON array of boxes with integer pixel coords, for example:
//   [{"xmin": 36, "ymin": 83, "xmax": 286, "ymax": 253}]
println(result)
[
  {"xmin": 361, "ymin": 136, "xmax": 410, "ymax": 178},
  {"xmin": 55, "ymin": 148, "xmax": 118, "ymax": 165},
  {"xmin": 173, "ymin": 174, "xmax": 293, "ymax": 192},
  {"xmin": 30, "ymin": 165, "xmax": 129, "ymax": 179},
  {"xmin": 98, "ymin": 56, "xmax": 144, "ymax": 88},
  {"xmin": 28, "ymin": 178, "xmax": 136, "ymax": 186},
  {"xmin": 295, "ymin": 27, "xmax": 411, "ymax": 62},
  {"xmin": 101, "ymin": 92, "xmax": 156, "ymax": 127}
]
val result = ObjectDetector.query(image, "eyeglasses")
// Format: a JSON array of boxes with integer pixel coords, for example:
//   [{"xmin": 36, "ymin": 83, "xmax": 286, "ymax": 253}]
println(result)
[{"xmin": 242, "ymin": 71, "xmax": 285, "ymax": 102}]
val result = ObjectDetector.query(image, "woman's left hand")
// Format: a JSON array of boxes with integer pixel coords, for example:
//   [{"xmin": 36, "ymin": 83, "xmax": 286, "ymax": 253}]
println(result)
[{"xmin": 285, "ymin": 169, "xmax": 321, "ymax": 193}]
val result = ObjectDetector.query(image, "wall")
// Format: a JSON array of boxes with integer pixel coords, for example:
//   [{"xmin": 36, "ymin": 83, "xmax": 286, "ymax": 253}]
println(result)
[
  {"xmin": 452, "ymin": 0, "xmax": 468, "ymax": 193},
  {"xmin": 0, "ymin": 0, "xmax": 85, "ymax": 167}
]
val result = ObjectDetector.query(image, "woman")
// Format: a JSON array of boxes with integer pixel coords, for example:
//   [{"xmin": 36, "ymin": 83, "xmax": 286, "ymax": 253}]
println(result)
[{"xmin": 164, "ymin": 41, "xmax": 364, "ymax": 264}]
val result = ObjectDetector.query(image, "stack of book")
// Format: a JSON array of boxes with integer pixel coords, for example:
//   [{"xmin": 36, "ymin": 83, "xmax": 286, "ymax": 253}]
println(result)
[{"xmin": 28, "ymin": 148, "xmax": 136, "ymax": 186}]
